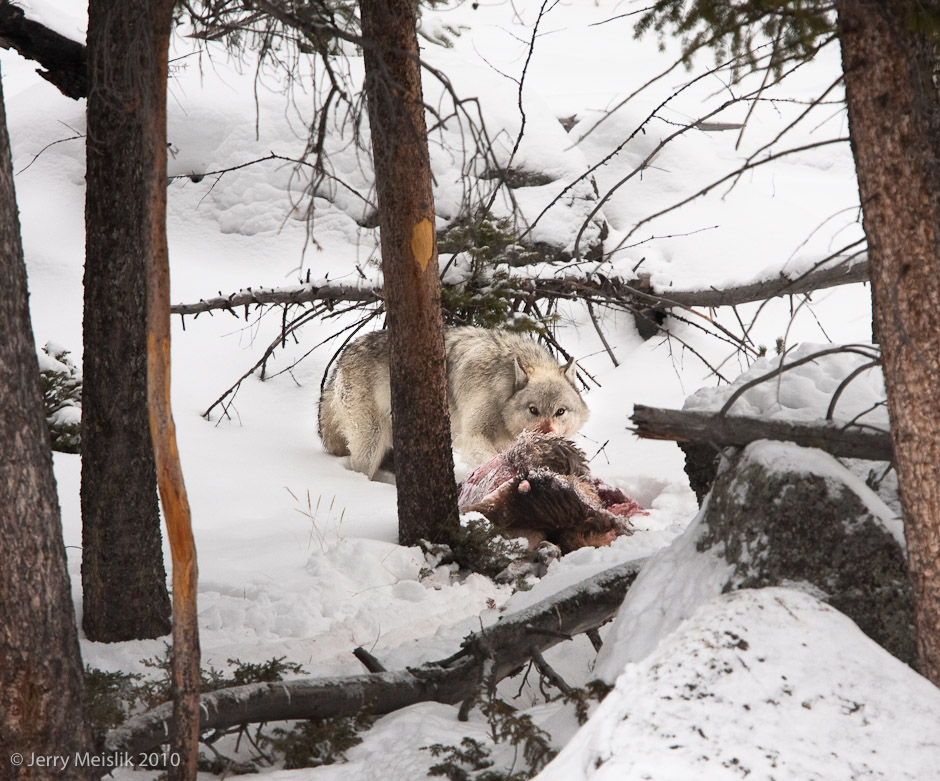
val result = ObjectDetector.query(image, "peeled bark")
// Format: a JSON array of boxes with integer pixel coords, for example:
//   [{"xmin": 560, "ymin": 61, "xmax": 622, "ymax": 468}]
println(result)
[
  {"xmin": 838, "ymin": 2, "xmax": 940, "ymax": 683},
  {"xmin": 0, "ymin": 64, "xmax": 94, "ymax": 778},
  {"xmin": 360, "ymin": 0, "xmax": 459, "ymax": 544},
  {"xmin": 82, "ymin": 0, "xmax": 172, "ymax": 642}
]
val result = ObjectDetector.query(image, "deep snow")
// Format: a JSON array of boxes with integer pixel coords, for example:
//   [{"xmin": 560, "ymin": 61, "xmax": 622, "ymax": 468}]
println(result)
[{"xmin": 4, "ymin": 0, "xmax": 938, "ymax": 778}]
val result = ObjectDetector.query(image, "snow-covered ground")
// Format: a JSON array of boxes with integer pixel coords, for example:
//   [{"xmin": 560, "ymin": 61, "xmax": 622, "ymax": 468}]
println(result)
[{"xmin": 5, "ymin": 0, "xmax": 938, "ymax": 777}]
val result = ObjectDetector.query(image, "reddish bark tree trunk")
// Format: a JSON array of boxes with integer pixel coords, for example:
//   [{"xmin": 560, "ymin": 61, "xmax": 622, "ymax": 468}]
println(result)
[
  {"xmin": 82, "ymin": 0, "xmax": 172, "ymax": 642},
  {"xmin": 839, "ymin": 2, "xmax": 940, "ymax": 683},
  {"xmin": 359, "ymin": 0, "xmax": 459, "ymax": 545},
  {"xmin": 0, "ymin": 64, "xmax": 94, "ymax": 778}
]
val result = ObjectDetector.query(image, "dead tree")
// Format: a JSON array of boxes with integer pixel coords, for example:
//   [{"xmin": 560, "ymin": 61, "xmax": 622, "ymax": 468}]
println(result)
[{"xmin": 81, "ymin": 1, "xmax": 173, "ymax": 643}]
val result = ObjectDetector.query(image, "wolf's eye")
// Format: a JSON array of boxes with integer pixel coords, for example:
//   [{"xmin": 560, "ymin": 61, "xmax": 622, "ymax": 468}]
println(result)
[
  {"xmin": 555, "ymin": 408, "xmax": 566, "ymax": 417},
  {"xmin": 528, "ymin": 405, "xmax": 540, "ymax": 416}
]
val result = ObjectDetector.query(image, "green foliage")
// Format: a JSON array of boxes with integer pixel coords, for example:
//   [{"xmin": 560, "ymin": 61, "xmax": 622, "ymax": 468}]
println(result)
[
  {"xmin": 424, "ymin": 693, "xmax": 557, "ymax": 780},
  {"xmin": 426, "ymin": 737, "xmax": 497, "ymax": 780},
  {"xmin": 259, "ymin": 712, "xmax": 371, "ymax": 769},
  {"xmin": 634, "ymin": 0, "xmax": 836, "ymax": 78},
  {"xmin": 39, "ymin": 343, "xmax": 82, "ymax": 453},
  {"xmin": 85, "ymin": 666, "xmax": 145, "ymax": 737},
  {"xmin": 440, "ymin": 515, "xmax": 533, "ymax": 579},
  {"xmin": 563, "ymin": 679, "xmax": 614, "ymax": 726},
  {"xmin": 89, "ymin": 647, "xmax": 307, "ymax": 725},
  {"xmin": 135, "ymin": 646, "xmax": 307, "ymax": 708},
  {"xmin": 438, "ymin": 215, "xmax": 557, "ymax": 333},
  {"xmin": 479, "ymin": 697, "xmax": 556, "ymax": 775},
  {"xmin": 438, "ymin": 215, "xmax": 542, "ymax": 268}
]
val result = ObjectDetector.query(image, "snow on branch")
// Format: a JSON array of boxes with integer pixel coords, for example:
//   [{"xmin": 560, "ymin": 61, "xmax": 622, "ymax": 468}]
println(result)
[
  {"xmin": 103, "ymin": 556, "xmax": 647, "ymax": 758},
  {"xmin": 170, "ymin": 253, "xmax": 870, "ymax": 319},
  {"xmin": 170, "ymin": 283, "xmax": 382, "ymax": 317}
]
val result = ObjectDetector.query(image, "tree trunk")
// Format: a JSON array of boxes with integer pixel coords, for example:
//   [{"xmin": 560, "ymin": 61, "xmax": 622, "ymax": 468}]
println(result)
[
  {"xmin": 82, "ymin": 0, "xmax": 172, "ymax": 641},
  {"xmin": 838, "ymin": 2, "xmax": 940, "ymax": 684},
  {"xmin": 359, "ymin": 0, "xmax": 459, "ymax": 545},
  {"xmin": 0, "ymin": 63, "xmax": 94, "ymax": 778}
]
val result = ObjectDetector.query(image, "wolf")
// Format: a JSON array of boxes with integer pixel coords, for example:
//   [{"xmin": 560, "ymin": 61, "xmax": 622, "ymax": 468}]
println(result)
[{"xmin": 318, "ymin": 326, "xmax": 589, "ymax": 479}]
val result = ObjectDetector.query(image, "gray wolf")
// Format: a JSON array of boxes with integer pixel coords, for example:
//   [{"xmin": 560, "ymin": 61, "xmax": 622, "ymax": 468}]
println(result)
[{"xmin": 318, "ymin": 326, "xmax": 589, "ymax": 479}]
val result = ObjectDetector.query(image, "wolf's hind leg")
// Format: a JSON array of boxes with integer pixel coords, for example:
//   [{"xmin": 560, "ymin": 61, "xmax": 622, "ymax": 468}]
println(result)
[{"xmin": 346, "ymin": 417, "xmax": 392, "ymax": 480}]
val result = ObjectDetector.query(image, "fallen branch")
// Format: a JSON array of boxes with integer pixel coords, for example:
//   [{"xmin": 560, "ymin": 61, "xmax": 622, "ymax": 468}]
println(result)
[
  {"xmin": 631, "ymin": 404, "xmax": 893, "ymax": 462},
  {"xmin": 0, "ymin": 1, "xmax": 87, "ymax": 99},
  {"xmin": 103, "ymin": 556, "xmax": 646, "ymax": 760},
  {"xmin": 171, "ymin": 283, "xmax": 382, "ymax": 316},
  {"xmin": 170, "ymin": 255, "xmax": 870, "ymax": 318},
  {"xmin": 656, "ymin": 253, "xmax": 869, "ymax": 309}
]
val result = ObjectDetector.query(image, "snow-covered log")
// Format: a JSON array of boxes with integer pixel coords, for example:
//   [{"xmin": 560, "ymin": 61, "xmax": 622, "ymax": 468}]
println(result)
[
  {"xmin": 631, "ymin": 403, "xmax": 893, "ymax": 462},
  {"xmin": 103, "ymin": 556, "xmax": 646, "ymax": 760}
]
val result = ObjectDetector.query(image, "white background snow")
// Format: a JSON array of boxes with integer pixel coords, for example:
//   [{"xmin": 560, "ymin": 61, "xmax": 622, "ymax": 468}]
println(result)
[{"xmin": 4, "ymin": 0, "xmax": 940, "ymax": 778}]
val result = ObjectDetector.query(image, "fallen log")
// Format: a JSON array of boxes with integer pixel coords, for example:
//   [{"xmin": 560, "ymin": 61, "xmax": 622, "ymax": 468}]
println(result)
[
  {"xmin": 103, "ymin": 556, "xmax": 646, "ymax": 761},
  {"xmin": 0, "ymin": 1, "xmax": 87, "ymax": 99},
  {"xmin": 631, "ymin": 404, "xmax": 893, "ymax": 462}
]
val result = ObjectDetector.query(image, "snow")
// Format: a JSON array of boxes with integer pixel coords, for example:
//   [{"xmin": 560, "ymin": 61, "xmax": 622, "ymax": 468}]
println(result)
[
  {"xmin": 540, "ymin": 588, "xmax": 940, "ymax": 781},
  {"xmin": 4, "ymin": 0, "xmax": 938, "ymax": 776}
]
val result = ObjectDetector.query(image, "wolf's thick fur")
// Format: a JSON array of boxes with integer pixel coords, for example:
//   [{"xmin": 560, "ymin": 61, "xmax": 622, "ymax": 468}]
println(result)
[{"xmin": 318, "ymin": 326, "xmax": 589, "ymax": 478}]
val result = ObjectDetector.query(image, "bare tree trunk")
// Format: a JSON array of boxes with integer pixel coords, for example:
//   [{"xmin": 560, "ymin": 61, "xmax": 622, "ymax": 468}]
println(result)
[
  {"xmin": 81, "ymin": 0, "xmax": 172, "ymax": 642},
  {"xmin": 359, "ymin": 0, "xmax": 459, "ymax": 545},
  {"xmin": 838, "ymin": 2, "xmax": 940, "ymax": 684},
  {"xmin": 0, "ymin": 63, "xmax": 94, "ymax": 779}
]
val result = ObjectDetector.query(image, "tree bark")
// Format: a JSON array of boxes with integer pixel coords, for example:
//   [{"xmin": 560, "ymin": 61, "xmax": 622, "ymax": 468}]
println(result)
[
  {"xmin": 630, "ymin": 404, "xmax": 894, "ymax": 462},
  {"xmin": 82, "ymin": 1, "xmax": 172, "ymax": 642},
  {"xmin": 838, "ymin": 1, "xmax": 940, "ymax": 683},
  {"xmin": 359, "ymin": 0, "xmax": 459, "ymax": 544},
  {"xmin": 105, "ymin": 556, "xmax": 645, "ymax": 758},
  {"xmin": 0, "ymin": 63, "xmax": 94, "ymax": 778}
]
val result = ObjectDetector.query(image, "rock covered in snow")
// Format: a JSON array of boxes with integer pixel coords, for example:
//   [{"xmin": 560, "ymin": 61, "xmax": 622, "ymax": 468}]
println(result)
[
  {"xmin": 537, "ymin": 588, "xmax": 940, "ymax": 781},
  {"xmin": 704, "ymin": 440, "xmax": 913, "ymax": 666},
  {"xmin": 597, "ymin": 440, "xmax": 914, "ymax": 673}
]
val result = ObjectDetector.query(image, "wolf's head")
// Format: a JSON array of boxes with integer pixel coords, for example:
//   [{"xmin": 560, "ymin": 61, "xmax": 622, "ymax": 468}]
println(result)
[{"xmin": 503, "ymin": 357, "xmax": 589, "ymax": 439}]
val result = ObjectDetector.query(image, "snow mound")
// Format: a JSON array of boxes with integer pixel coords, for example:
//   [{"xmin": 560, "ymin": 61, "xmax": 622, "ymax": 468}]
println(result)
[
  {"xmin": 539, "ymin": 588, "xmax": 940, "ymax": 781},
  {"xmin": 684, "ymin": 343, "xmax": 886, "ymax": 428}
]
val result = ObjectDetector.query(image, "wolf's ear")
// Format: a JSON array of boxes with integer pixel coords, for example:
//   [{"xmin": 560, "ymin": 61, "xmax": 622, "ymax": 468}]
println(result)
[
  {"xmin": 514, "ymin": 357, "xmax": 530, "ymax": 390},
  {"xmin": 562, "ymin": 357, "xmax": 577, "ymax": 382}
]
